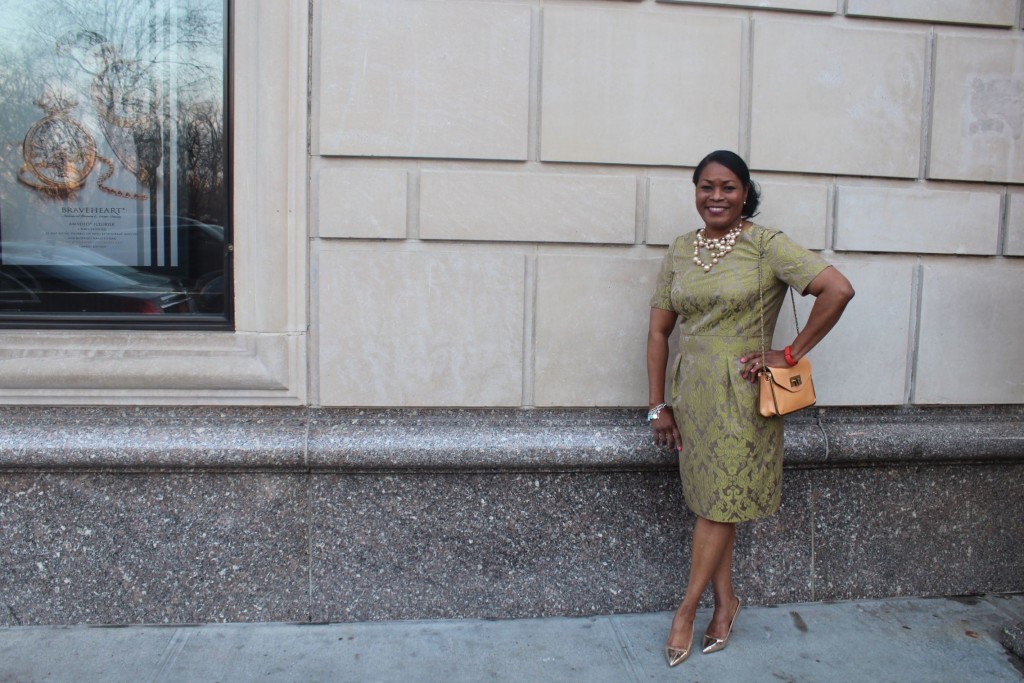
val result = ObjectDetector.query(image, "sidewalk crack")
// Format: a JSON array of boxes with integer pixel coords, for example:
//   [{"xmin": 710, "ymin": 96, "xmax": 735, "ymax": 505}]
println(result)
[
  {"xmin": 607, "ymin": 615, "xmax": 647, "ymax": 682},
  {"xmin": 148, "ymin": 627, "xmax": 194, "ymax": 683}
]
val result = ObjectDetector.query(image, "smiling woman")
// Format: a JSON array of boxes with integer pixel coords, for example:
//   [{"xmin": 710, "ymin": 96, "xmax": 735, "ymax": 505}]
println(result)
[
  {"xmin": 0, "ymin": 0, "xmax": 230, "ymax": 328},
  {"xmin": 646, "ymin": 150, "xmax": 854, "ymax": 667}
]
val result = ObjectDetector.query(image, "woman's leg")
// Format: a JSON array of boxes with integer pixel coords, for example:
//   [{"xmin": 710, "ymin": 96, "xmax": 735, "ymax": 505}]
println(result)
[
  {"xmin": 666, "ymin": 516, "xmax": 737, "ymax": 649},
  {"xmin": 705, "ymin": 525, "xmax": 739, "ymax": 640}
]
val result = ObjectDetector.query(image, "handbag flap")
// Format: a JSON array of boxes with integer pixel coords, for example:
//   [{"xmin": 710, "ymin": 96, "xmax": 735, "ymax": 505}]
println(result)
[{"xmin": 764, "ymin": 359, "xmax": 813, "ymax": 395}]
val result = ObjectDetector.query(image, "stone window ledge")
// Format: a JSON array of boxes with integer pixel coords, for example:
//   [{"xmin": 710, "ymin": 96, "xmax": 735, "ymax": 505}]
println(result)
[{"xmin": 0, "ymin": 406, "xmax": 1020, "ymax": 472}]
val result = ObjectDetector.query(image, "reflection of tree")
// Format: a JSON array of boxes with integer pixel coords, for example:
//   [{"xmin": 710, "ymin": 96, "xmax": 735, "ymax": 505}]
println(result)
[
  {"xmin": 29, "ymin": 0, "xmax": 221, "ymax": 91},
  {"xmin": 0, "ymin": 20, "xmax": 57, "ymax": 192},
  {"xmin": 178, "ymin": 99, "xmax": 225, "ymax": 223},
  {"xmin": 3, "ymin": 0, "xmax": 222, "ymax": 107}
]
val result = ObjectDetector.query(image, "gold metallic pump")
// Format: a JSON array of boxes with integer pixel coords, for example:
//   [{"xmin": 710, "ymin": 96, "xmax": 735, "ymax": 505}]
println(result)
[
  {"xmin": 664, "ymin": 621, "xmax": 694, "ymax": 667},
  {"xmin": 701, "ymin": 598, "xmax": 741, "ymax": 655}
]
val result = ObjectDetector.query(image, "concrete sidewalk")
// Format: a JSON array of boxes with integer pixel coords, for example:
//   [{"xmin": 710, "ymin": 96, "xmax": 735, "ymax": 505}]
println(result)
[{"xmin": 1, "ymin": 595, "xmax": 1022, "ymax": 682}]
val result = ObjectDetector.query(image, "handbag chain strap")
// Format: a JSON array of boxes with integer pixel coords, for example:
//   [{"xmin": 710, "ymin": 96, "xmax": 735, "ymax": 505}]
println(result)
[{"xmin": 757, "ymin": 229, "xmax": 801, "ymax": 366}]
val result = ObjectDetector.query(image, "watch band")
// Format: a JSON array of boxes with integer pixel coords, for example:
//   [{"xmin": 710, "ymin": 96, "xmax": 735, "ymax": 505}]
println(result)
[{"xmin": 647, "ymin": 403, "xmax": 668, "ymax": 422}]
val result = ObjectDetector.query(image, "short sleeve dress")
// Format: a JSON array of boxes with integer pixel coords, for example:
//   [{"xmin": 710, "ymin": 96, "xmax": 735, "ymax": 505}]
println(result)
[{"xmin": 650, "ymin": 223, "xmax": 830, "ymax": 523}]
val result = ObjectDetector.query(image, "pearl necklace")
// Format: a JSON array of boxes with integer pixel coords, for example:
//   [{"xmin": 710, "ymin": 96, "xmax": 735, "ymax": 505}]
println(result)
[{"xmin": 693, "ymin": 222, "xmax": 743, "ymax": 273}]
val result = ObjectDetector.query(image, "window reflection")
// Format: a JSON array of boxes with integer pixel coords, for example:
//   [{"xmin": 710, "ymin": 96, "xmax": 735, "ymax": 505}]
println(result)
[{"xmin": 0, "ymin": 0, "xmax": 229, "ymax": 324}]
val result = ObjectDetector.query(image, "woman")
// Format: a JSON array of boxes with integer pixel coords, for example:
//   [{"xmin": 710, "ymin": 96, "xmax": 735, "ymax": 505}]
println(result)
[{"xmin": 647, "ymin": 150, "xmax": 853, "ymax": 667}]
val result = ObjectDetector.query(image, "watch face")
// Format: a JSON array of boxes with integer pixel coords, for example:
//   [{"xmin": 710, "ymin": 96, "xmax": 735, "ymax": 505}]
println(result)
[{"xmin": 22, "ymin": 114, "xmax": 97, "ymax": 190}]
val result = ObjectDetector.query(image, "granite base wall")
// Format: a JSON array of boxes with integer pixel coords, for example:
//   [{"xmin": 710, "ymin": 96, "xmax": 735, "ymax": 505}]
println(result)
[{"xmin": 0, "ymin": 407, "xmax": 1021, "ymax": 626}]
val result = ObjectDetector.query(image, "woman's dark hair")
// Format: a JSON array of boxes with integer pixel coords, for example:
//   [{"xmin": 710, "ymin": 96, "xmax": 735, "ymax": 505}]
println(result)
[{"xmin": 692, "ymin": 150, "xmax": 760, "ymax": 218}]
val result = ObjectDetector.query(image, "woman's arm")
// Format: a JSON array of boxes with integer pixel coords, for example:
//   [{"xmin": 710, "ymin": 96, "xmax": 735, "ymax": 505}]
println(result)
[
  {"xmin": 790, "ymin": 266, "xmax": 855, "ymax": 360},
  {"xmin": 648, "ymin": 307, "xmax": 682, "ymax": 451},
  {"xmin": 740, "ymin": 265, "xmax": 854, "ymax": 381}
]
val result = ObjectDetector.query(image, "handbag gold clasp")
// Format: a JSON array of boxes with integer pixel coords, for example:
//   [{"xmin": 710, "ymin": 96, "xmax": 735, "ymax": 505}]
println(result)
[{"xmin": 790, "ymin": 375, "xmax": 802, "ymax": 387}]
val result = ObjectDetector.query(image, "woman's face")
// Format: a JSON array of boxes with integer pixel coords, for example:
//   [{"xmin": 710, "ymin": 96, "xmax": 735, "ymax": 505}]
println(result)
[{"xmin": 694, "ymin": 162, "xmax": 748, "ymax": 233}]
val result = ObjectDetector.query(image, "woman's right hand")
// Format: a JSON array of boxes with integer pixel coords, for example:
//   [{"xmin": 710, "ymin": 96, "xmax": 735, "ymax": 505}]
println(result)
[{"xmin": 651, "ymin": 407, "xmax": 682, "ymax": 452}]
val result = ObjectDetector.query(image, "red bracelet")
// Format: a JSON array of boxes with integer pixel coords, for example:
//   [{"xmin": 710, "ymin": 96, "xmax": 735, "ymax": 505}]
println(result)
[{"xmin": 784, "ymin": 346, "xmax": 797, "ymax": 367}]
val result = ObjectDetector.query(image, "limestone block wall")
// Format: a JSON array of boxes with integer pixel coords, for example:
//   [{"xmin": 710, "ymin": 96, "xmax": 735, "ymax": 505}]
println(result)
[{"xmin": 312, "ymin": 0, "xmax": 1024, "ymax": 409}]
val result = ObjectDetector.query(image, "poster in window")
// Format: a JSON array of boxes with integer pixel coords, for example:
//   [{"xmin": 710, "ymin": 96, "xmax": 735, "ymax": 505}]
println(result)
[{"xmin": 0, "ymin": 0, "xmax": 226, "ymax": 274}]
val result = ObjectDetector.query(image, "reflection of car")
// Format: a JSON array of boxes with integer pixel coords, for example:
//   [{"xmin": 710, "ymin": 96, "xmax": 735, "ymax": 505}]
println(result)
[
  {"xmin": 177, "ymin": 217, "xmax": 225, "ymax": 272},
  {"xmin": 0, "ymin": 243, "xmax": 191, "ymax": 314},
  {"xmin": 176, "ymin": 217, "xmax": 226, "ymax": 314},
  {"xmin": 103, "ymin": 215, "xmax": 227, "ymax": 314}
]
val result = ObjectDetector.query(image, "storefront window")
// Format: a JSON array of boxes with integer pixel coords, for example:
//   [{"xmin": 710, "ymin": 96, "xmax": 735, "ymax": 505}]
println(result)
[{"xmin": 0, "ymin": 0, "xmax": 230, "ymax": 328}]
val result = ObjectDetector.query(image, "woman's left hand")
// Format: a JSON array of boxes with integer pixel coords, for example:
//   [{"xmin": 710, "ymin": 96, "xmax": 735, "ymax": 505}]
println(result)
[{"xmin": 739, "ymin": 350, "xmax": 788, "ymax": 384}]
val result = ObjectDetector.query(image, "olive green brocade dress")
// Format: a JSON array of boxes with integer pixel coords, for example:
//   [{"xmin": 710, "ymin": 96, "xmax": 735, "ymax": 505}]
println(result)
[{"xmin": 650, "ymin": 224, "xmax": 830, "ymax": 523}]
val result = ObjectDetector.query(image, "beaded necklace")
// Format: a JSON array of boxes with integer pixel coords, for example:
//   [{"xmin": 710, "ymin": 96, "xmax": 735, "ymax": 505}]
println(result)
[{"xmin": 692, "ymin": 222, "xmax": 743, "ymax": 273}]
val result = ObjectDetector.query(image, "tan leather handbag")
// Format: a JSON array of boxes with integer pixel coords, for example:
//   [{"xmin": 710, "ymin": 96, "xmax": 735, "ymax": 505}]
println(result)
[
  {"xmin": 757, "ymin": 231, "xmax": 816, "ymax": 417},
  {"xmin": 758, "ymin": 356, "xmax": 815, "ymax": 417}
]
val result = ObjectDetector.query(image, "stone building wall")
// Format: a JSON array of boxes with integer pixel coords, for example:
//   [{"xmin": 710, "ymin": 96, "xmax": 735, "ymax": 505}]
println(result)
[
  {"xmin": 313, "ymin": 0, "xmax": 1024, "ymax": 410},
  {"xmin": 1, "ymin": 0, "xmax": 1023, "ymax": 627}
]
